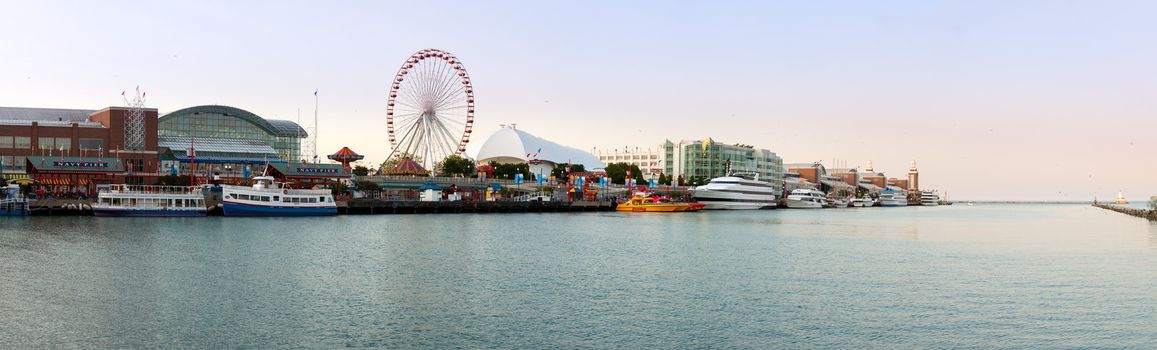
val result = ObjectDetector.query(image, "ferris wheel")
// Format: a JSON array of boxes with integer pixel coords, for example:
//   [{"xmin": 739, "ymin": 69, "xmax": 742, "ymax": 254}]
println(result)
[{"xmin": 386, "ymin": 48, "xmax": 475, "ymax": 170}]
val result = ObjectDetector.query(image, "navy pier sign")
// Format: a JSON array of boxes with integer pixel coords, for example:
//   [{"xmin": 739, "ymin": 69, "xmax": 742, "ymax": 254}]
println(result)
[
  {"xmin": 297, "ymin": 167, "xmax": 338, "ymax": 173},
  {"xmin": 54, "ymin": 161, "xmax": 109, "ymax": 168}
]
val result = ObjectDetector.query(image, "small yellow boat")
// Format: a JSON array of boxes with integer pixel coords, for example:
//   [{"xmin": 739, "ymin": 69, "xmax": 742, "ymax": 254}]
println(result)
[{"xmin": 616, "ymin": 195, "xmax": 703, "ymax": 212}]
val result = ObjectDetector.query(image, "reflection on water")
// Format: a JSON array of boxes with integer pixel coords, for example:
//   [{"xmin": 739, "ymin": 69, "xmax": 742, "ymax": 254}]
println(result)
[{"xmin": 0, "ymin": 205, "xmax": 1154, "ymax": 348}]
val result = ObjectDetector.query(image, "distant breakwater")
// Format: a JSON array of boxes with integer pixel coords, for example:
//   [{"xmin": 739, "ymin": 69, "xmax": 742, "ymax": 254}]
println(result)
[{"xmin": 1093, "ymin": 204, "xmax": 1157, "ymax": 221}]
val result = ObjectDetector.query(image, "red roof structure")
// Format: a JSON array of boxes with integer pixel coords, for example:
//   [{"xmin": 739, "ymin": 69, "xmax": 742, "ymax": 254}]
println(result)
[
  {"xmin": 327, "ymin": 147, "xmax": 364, "ymax": 172},
  {"xmin": 384, "ymin": 157, "xmax": 430, "ymax": 176}
]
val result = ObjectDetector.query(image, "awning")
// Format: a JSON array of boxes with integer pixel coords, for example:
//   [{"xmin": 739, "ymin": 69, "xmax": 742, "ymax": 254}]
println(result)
[
  {"xmin": 858, "ymin": 182, "xmax": 882, "ymax": 192},
  {"xmin": 820, "ymin": 179, "xmax": 854, "ymax": 190},
  {"xmin": 39, "ymin": 177, "xmax": 72, "ymax": 186}
]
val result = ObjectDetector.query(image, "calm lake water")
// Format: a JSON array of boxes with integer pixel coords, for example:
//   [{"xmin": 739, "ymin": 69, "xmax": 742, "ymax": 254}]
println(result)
[{"xmin": 2, "ymin": 205, "xmax": 1155, "ymax": 349}]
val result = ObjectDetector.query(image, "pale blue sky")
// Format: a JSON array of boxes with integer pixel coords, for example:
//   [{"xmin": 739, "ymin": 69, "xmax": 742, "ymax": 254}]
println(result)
[{"xmin": 2, "ymin": 1, "xmax": 1155, "ymax": 200}]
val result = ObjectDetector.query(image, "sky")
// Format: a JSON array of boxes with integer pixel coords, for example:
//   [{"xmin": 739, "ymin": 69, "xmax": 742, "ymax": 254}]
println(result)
[{"xmin": 2, "ymin": 0, "xmax": 1155, "ymax": 200}]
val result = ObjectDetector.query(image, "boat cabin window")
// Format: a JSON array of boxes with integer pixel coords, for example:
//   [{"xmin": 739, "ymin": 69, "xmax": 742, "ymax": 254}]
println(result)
[
  {"xmin": 274, "ymin": 196, "xmax": 280, "ymax": 202},
  {"xmin": 261, "ymin": 196, "xmax": 270, "ymax": 202},
  {"xmin": 319, "ymin": 196, "xmax": 325, "ymax": 202}
]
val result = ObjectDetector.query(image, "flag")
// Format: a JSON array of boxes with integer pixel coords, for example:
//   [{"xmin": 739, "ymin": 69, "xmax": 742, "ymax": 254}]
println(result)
[
  {"xmin": 120, "ymin": 91, "xmax": 125, "ymax": 96},
  {"xmin": 314, "ymin": 89, "xmax": 318, "ymax": 96}
]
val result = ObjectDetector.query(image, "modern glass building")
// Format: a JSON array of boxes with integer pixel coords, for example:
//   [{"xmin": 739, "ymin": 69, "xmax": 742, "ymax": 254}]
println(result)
[
  {"xmin": 157, "ymin": 105, "xmax": 308, "ymax": 179},
  {"xmin": 662, "ymin": 138, "xmax": 784, "ymax": 191}
]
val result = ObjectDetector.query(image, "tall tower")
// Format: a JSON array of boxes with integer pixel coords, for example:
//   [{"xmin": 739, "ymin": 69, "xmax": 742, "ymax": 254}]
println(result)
[
  {"xmin": 864, "ymin": 160, "xmax": 874, "ymax": 173},
  {"xmin": 122, "ymin": 87, "xmax": 147, "ymax": 151},
  {"xmin": 908, "ymin": 160, "xmax": 919, "ymax": 192}
]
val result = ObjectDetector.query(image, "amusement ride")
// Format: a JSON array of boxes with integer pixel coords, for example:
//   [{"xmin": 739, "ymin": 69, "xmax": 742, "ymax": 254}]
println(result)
[{"xmin": 385, "ymin": 48, "xmax": 475, "ymax": 173}]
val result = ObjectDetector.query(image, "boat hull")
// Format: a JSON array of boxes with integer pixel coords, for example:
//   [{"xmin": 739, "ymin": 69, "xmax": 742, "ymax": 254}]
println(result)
[
  {"xmin": 222, "ymin": 201, "xmax": 337, "ymax": 216},
  {"xmin": 616, "ymin": 203, "xmax": 701, "ymax": 212},
  {"xmin": 785, "ymin": 198, "xmax": 823, "ymax": 209},
  {"xmin": 94, "ymin": 208, "xmax": 207, "ymax": 217},
  {"xmin": 697, "ymin": 200, "xmax": 776, "ymax": 210}
]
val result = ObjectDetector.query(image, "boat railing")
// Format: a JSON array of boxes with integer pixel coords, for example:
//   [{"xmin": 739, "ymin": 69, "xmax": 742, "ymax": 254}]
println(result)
[
  {"xmin": 228, "ymin": 186, "xmax": 332, "ymax": 196},
  {"xmin": 100, "ymin": 185, "xmax": 202, "ymax": 195}
]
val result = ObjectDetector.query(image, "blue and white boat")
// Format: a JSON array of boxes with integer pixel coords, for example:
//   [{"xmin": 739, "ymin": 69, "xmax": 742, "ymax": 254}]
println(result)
[
  {"xmin": 1, "ymin": 184, "xmax": 29, "ymax": 216},
  {"xmin": 93, "ymin": 185, "xmax": 207, "ymax": 217},
  {"xmin": 220, "ymin": 176, "xmax": 336, "ymax": 216}
]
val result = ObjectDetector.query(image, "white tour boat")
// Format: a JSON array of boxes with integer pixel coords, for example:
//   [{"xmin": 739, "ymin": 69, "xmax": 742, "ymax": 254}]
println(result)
[
  {"xmin": 785, "ymin": 189, "xmax": 826, "ymax": 209},
  {"xmin": 221, "ymin": 176, "xmax": 337, "ymax": 216},
  {"xmin": 879, "ymin": 189, "xmax": 908, "ymax": 207},
  {"xmin": 1, "ymin": 184, "xmax": 29, "ymax": 216},
  {"xmin": 691, "ymin": 173, "xmax": 778, "ymax": 210},
  {"xmin": 93, "ymin": 184, "xmax": 207, "ymax": 217},
  {"xmin": 920, "ymin": 190, "xmax": 940, "ymax": 206}
]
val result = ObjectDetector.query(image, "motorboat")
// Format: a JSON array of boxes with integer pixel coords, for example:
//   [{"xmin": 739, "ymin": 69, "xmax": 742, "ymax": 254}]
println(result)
[
  {"xmin": 93, "ymin": 184, "xmax": 207, "ymax": 217},
  {"xmin": 785, "ymin": 189, "xmax": 826, "ymax": 209},
  {"xmin": 616, "ymin": 194, "xmax": 703, "ymax": 212},
  {"xmin": 221, "ymin": 176, "xmax": 337, "ymax": 216},
  {"xmin": 691, "ymin": 173, "xmax": 777, "ymax": 210}
]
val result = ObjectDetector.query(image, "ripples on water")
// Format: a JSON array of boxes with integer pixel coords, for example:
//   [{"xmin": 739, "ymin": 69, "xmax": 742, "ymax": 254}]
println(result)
[{"xmin": 1, "ymin": 205, "xmax": 1154, "ymax": 348}]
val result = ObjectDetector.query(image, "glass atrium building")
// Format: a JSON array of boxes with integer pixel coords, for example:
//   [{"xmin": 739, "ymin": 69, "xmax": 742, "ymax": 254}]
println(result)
[
  {"xmin": 662, "ymin": 138, "xmax": 784, "ymax": 191},
  {"xmin": 157, "ymin": 105, "xmax": 308, "ymax": 179}
]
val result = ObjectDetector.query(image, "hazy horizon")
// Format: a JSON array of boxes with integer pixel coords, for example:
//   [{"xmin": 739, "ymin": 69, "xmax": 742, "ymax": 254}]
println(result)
[{"xmin": 2, "ymin": 1, "xmax": 1154, "ymax": 201}]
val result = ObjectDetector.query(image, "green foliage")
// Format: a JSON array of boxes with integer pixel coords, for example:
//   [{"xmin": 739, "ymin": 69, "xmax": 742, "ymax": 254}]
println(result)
[
  {"xmin": 603, "ymin": 162, "xmax": 645, "ymax": 185},
  {"xmin": 550, "ymin": 163, "xmax": 586, "ymax": 178},
  {"xmin": 489, "ymin": 161, "xmax": 531, "ymax": 179},
  {"xmin": 658, "ymin": 173, "xmax": 671, "ymax": 186},
  {"xmin": 436, "ymin": 155, "xmax": 476, "ymax": 177},
  {"xmin": 352, "ymin": 165, "xmax": 370, "ymax": 176}
]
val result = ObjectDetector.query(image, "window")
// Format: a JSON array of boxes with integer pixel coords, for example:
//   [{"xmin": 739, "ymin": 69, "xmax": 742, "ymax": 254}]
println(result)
[
  {"xmin": 55, "ymin": 138, "xmax": 71, "ymax": 151},
  {"xmin": 318, "ymin": 196, "xmax": 325, "ymax": 202},
  {"xmin": 261, "ymin": 196, "xmax": 270, "ymax": 202},
  {"xmin": 14, "ymin": 136, "xmax": 30, "ymax": 149},
  {"xmin": 79, "ymin": 138, "xmax": 104, "ymax": 150},
  {"xmin": 0, "ymin": 136, "xmax": 12, "ymax": 148},
  {"xmin": 273, "ymin": 196, "xmax": 280, "ymax": 202},
  {"xmin": 38, "ymin": 137, "xmax": 54, "ymax": 150}
]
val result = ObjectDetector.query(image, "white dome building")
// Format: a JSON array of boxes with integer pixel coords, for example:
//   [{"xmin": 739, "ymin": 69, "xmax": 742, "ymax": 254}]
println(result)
[{"xmin": 472, "ymin": 125, "xmax": 605, "ymax": 174}]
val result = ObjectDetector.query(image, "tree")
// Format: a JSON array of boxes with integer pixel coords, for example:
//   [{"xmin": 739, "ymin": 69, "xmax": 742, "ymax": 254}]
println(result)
[
  {"xmin": 658, "ymin": 173, "xmax": 670, "ymax": 186},
  {"xmin": 490, "ymin": 161, "xmax": 531, "ymax": 179},
  {"xmin": 550, "ymin": 163, "xmax": 586, "ymax": 179},
  {"xmin": 1149, "ymin": 197, "xmax": 1157, "ymax": 211},
  {"xmin": 436, "ymin": 155, "xmax": 475, "ymax": 177},
  {"xmin": 352, "ymin": 165, "xmax": 370, "ymax": 176},
  {"xmin": 602, "ymin": 162, "xmax": 644, "ymax": 185}
]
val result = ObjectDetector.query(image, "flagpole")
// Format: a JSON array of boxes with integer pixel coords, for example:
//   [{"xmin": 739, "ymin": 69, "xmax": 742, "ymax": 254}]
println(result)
[{"xmin": 313, "ymin": 89, "xmax": 319, "ymax": 164}]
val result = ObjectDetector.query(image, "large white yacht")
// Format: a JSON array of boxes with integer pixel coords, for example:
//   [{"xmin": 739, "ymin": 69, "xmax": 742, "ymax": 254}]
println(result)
[
  {"xmin": 691, "ymin": 173, "xmax": 777, "ymax": 210},
  {"xmin": 879, "ymin": 189, "xmax": 907, "ymax": 207},
  {"xmin": 920, "ymin": 190, "xmax": 940, "ymax": 206},
  {"xmin": 785, "ymin": 189, "xmax": 826, "ymax": 209}
]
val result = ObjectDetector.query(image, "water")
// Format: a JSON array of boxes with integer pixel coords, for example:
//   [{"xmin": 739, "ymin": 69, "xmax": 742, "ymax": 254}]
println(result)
[{"xmin": 2, "ymin": 205, "xmax": 1155, "ymax": 348}]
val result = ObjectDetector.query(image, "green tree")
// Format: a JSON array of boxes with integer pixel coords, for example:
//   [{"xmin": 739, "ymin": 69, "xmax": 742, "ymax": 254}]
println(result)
[
  {"xmin": 436, "ymin": 155, "xmax": 476, "ymax": 177},
  {"xmin": 602, "ymin": 162, "xmax": 644, "ymax": 185},
  {"xmin": 490, "ymin": 161, "xmax": 531, "ymax": 179},
  {"xmin": 550, "ymin": 163, "xmax": 586, "ymax": 178},
  {"xmin": 352, "ymin": 165, "xmax": 370, "ymax": 176}
]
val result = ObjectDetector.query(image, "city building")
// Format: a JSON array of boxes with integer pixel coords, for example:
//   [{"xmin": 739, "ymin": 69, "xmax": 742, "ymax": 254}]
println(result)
[
  {"xmin": 473, "ymin": 124, "xmax": 604, "ymax": 177},
  {"xmin": 1, "ymin": 106, "xmax": 160, "ymax": 191},
  {"xmin": 592, "ymin": 146, "xmax": 662, "ymax": 175},
  {"xmin": 157, "ymin": 105, "xmax": 309, "ymax": 181},
  {"xmin": 662, "ymin": 138, "xmax": 784, "ymax": 191}
]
